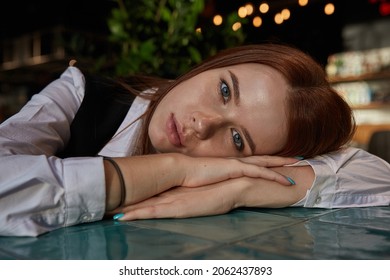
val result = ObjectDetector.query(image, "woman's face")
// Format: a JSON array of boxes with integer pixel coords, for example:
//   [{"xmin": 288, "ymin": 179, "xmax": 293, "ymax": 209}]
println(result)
[{"xmin": 148, "ymin": 63, "xmax": 289, "ymax": 157}]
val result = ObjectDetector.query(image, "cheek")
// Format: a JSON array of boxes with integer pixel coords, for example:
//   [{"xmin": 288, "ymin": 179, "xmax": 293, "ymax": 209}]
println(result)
[
  {"xmin": 180, "ymin": 78, "xmax": 211, "ymax": 102},
  {"xmin": 163, "ymin": 88, "xmax": 198, "ymax": 110}
]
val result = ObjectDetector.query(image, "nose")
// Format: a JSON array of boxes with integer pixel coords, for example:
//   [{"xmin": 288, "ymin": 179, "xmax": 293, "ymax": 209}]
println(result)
[{"xmin": 191, "ymin": 111, "xmax": 224, "ymax": 139}]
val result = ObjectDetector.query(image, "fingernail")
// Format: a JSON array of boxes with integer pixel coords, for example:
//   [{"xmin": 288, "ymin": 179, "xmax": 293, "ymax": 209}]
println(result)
[
  {"xmin": 286, "ymin": 177, "xmax": 296, "ymax": 185},
  {"xmin": 294, "ymin": 156, "xmax": 304, "ymax": 160},
  {"xmin": 113, "ymin": 213, "xmax": 124, "ymax": 220}
]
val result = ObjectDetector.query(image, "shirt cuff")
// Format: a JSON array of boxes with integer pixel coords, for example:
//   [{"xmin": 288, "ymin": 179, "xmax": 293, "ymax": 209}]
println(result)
[
  {"xmin": 302, "ymin": 158, "xmax": 337, "ymax": 208},
  {"xmin": 63, "ymin": 157, "xmax": 106, "ymax": 226}
]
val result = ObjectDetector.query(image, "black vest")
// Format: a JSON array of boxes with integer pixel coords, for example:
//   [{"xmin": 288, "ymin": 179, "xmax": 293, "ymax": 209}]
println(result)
[{"xmin": 57, "ymin": 74, "xmax": 133, "ymax": 158}]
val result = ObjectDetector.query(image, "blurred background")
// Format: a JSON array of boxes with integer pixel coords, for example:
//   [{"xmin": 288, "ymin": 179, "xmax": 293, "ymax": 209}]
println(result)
[{"xmin": 1, "ymin": 0, "xmax": 390, "ymax": 150}]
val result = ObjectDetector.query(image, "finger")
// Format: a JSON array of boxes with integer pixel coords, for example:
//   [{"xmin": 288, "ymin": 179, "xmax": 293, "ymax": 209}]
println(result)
[
  {"xmin": 239, "ymin": 156, "xmax": 299, "ymax": 167},
  {"xmin": 242, "ymin": 167, "xmax": 294, "ymax": 186},
  {"xmin": 230, "ymin": 160, "xmax": 294, "ymax": 185}
]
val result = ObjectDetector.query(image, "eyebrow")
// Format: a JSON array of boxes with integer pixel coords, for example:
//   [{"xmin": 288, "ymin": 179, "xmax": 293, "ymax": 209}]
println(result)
[
  {"xmin": 229, "ymin": 70, "xmax": 257, "ymax": 155},
  {"xmin": 229, "ymin": 70, "xmax": 240, "ymax": 106}
]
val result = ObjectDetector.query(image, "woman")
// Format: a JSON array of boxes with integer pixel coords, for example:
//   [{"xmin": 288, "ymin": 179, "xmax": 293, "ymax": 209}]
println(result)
[{"xmin": 0, "ymin": 44, "xmax": 389, "ymax": 237}]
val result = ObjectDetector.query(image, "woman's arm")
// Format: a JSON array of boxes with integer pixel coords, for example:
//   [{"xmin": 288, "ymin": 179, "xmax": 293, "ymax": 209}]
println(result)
[
  {"xmin": 0, "ymin": 155, "xmax": 106, "ymax": 236},
  {"xmin": 115, "ymin": 164, "xmax": 314, "ymax": 220},
  {"xmin": 104, "ymin": 154, "xmax": 300, "ymax": 211}
]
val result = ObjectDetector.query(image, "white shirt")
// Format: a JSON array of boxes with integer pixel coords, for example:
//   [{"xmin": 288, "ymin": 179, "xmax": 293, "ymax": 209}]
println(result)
[
  {"xmin": 0, "ymin": 66, "xmax": 389, "ymax": 237},
  {"xmin": 291, "ymin": 148, "xmax": 390, "ymax": 208}
]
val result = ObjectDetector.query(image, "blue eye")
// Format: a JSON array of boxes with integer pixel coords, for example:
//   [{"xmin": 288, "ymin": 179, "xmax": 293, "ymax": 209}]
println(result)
[
  {"xmin": 220, "ymin": 80, "xmax": 230, "ymax": 103},
  {"xmin": 231, "ymin": 129, "xmax": 244, "ymax": 151}
]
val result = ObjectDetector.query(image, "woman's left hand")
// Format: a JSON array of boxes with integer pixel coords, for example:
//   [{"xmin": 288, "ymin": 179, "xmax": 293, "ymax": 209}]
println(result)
[{"xmin": 116, "ymin": 183, "xmax": 239, "ymax": 221}]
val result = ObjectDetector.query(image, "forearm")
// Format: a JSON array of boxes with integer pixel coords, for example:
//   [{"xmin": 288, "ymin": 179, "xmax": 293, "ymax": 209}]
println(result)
[
  {"xmin": 116, "ymin": 164, "xmax": 315, "ymax": 221},
  {"xmin": 104, "ymin": 153, "xmax": 305, "ymax": 213},
  {"xmin": 103, "ymin": 153, "xmax": 300, "ymax": 211},
  {"xmin": 104, "ymin": 153, "xmax": 184, "ymax": 211}
]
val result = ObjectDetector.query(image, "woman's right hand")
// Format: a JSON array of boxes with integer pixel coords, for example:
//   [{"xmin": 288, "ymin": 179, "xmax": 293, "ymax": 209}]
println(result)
[{"xmin": 104, "ymin": 153, "xmax": 298, "ymax": 211}]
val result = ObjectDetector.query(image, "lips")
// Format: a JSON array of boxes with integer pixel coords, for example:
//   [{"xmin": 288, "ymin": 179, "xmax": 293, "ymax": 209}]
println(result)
[{"xmin": 166, "ymin": 114, "xmax": 182, "ymax": 147}]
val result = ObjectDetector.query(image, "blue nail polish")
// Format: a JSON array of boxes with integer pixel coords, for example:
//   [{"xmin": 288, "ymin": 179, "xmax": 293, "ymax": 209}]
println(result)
[
  {"xmin": 286, "ymin": 177, "xmax": 296, "ymax": 185},
  {"xmin": 113, "ymin": 213, "xmax": 124, "ymax": 220},
  {"xmin": 294, "ymin": 156, "xmax": 304, "ymax": 160}
]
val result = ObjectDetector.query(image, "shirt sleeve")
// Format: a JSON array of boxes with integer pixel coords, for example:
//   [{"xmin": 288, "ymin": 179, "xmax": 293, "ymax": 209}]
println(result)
[
  {"xmin": 0, "ymin": 66, "xmax": 106, "ymax": 237},
  {"xmin": 301, "ymin": 147, "xmax": 390, "ymax": 208}
]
